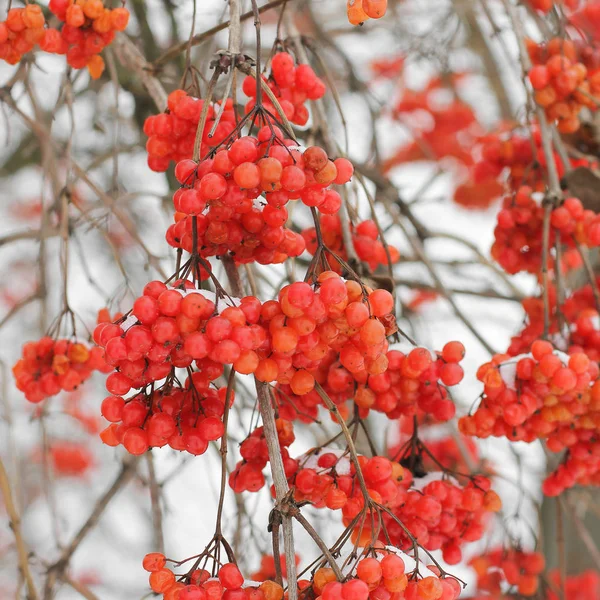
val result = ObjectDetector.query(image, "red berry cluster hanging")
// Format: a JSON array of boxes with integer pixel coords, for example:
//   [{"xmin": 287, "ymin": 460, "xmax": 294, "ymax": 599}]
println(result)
[
  {"xmin": 288, "ymin": 450, "xmax": 406, "ymax": 517},
  {"xmin": 382, "ymin": 474, "xmax": 501, "ymax": 565},
  {"xmin": 94, "ymin": 282, "xmax": 268, "ymax": 402},
  {"xmin": 165, "ymin": 132, "xmax": 354, "ymax": 265},
  {"xmin": 243, "ymin": 52, "xmax": 326, "ymax": 126},
  {"xmin": 491, "ymin": 187, "xmax": 600, "ymax": 275},
  {"xmin": 259, "ymin": 274, "xmax": 396, "ymax": 397},
  {"xmin": 506, "ymin": 283, "xmax": 600, "ymax": 359},
  {"xmin": 143, "ymin": 555, "xmax": 285, "ymax": 600},
  {"xmin": 100, "ymin": 383, "xmax": 229, "ymax": 456},
  {"xmin": 229, "ymin": 419, "xmax": 296, "ymax": 493},
  {"xmin": 473, "ymin": 125, "xmax": 595, "ymax": 196},
  {"xmin": 13, "ymin": 337, "xmax": 109, "ymax": 403},
  {"xmin": 470, "ymin": 548, "xmax": 546, "ymax": 597},
  {"xmin": 459, "ymin": 340, "xmax": 600, "ymax": 444},
  {"xmin": 144, "ymin": 90, "xmax": 237, "ymax": 172},
  {"xmin": 38, "ymin": 0, "xmax": 130, "ymax": 78},
  {"xmin": 310, "ymin": 552, "xmax": 460, "ymax": 600},
  {"xmin": 363, "ymin": 342, "xmax": 465, "ymax": 421},
  {"xmin": 302, "ymin": 214, "xmax": 400, "ymax": 274},
  {"xmin": 527, "ymin": 38, "xmax": 600, "ymax": 133},
  {"xmin": 0, "ymin": 5, "xmax": 46, "ymax": 64},
  {"xmin": 172, "ymin": 133, "xmax": 353, "ymax": 217},
  {"xmin": 542, "ymin": 434, "xmax": 600, "ymax": 495}
]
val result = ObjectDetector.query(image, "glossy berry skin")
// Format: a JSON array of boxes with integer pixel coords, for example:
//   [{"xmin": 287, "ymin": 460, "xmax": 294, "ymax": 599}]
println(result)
[
  {"xmin": 242, "ymin": 52, "xmax": 326, "ymax": 126},
  {"xmin": 13, "ymin": 337, "xmax": 110, "ymax": 403}
]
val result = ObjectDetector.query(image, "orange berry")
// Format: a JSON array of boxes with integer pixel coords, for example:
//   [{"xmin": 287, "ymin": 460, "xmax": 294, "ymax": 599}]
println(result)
[
  {"xmin": 149, "ymin": 568, "xmax": 175, "ymax": 593},
  {"xmin": 143, "ymin": 552, "xmax": 167, "ymax": 572},
  {"xmin": 363, "ymin": 0, "xmax": 388, "ymax": 18},
  {"xmin": 347, "ymin": 0, "xmax": 370, "ymax": 25},
  {"xmin": 83, "ymin": 0, "xmax": 105, "ymax": 20},
  {"xmin": 66, "ymin": 4, "xmax": 86, "ymax": 27},
  {"xmin": 87, "ymin": 54, "xmax": 105, "ymax": 80},
  {"xmin": 111, "ymin": 7, "xmax": 130, "ymax": 31}
]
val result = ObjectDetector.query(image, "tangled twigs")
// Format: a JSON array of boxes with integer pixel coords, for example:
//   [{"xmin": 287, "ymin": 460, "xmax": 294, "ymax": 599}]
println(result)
[
  {"xmin": 0, "ymin": 457, "xmax": 39, "ymax": 600},
  {"xmin": 44, "ymin": 457, "xmax": 139, "ymax": 597},
  {"xmin": 153, "ymin": 0, "xmax": 291, "ymax": 67}
]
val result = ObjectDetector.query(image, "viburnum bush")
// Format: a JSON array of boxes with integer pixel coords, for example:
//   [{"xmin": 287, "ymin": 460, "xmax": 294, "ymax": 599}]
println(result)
[{"xmin": 3, "ymin": 1, "xmax": 600, "ymax": 599}]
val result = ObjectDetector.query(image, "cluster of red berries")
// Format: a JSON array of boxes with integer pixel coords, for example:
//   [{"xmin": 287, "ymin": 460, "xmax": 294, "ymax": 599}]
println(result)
[
  {"xmin": 0, "ymin": 5, "xmax": 47, "ymax": 64},
  {"xmin": 470, "ymin": 548, "xmax": 545, "ymax": 597},
  {"xmin": 31, "ymin": 441, "xmax": 95, "ymax": 477},
  {"xmin": 259, "ymin": 274, "xmax": 396, "ymax": 397},
  {"xmin": 94, "ymin": 282, "xmax": 268, "ymax": 398},
  {"xmin": 347, "ymin": 0, "xmax": 388, "ymax": 26},
  {"xmin": 527, "ymin": 38, "xmax": 600, "ymax": 134},
  {"xmin": 143, "ymin": 554, "xmax": 284, "ymax": 600},
  {"xmin": 289, "ymin": 451, "xmax": 406, "ymax": 518},
  {"xmin": 472, "ymin": 126, "xmax": 597, "ymax": 195},
  {"xmin": 362, "ymin": 342, "xmax": 465, "ymax": 421},
  {"xmin": 491, "ymin": 187, "xmax": 600, "ymax": 275},
  {"xmin": 13, "ymin": 337, "xmax": 109, "ymax": 403},
  {"xmin": 506, "ymin": 283, "xmax": 600, "ymax": 359},
  {"xmin": 270, "ymin": 341, "xmax": 464, "ymax": 424},
  {"xmin": 172, "ymin": 132, "xmax": 353, "ymax": 215},
  {"xmin": 301, "ymin": 215, "xmax": 400, "ymax": 273},
  {"xmin": 310, "ymin": 553, "xmax": 460, "ymax": 600},
  {"xmin": 378, "ymin": 74, "xmax": 509, "ymax": 211},
  {"xmin": 229, "ymin": 419, "xmax": 296, "ymax": 493},
  {"xmin": 167, "ymin": 135, "xmax": 324, "ymax": 264},
  {"xmin": 542, "ymin": 434, "xmax": 600, "ymax": 495},
  {"xmin": 546, "ymin": 570, "xmax": 600, "ymax": 600},
  {"xmin": 165, "ymin": 133, "xmax": 354, "ymax": 265},
  {"xmin": 166, "ymin": 209, "xmax": 305, "ymax": 267},
  {"xmin": 242, "ymin": 52, "xmax": 325, "ymax": 126},
  {"xmin": 40, "ymin": 0, "xmax": 129, "ymax": 79},
  {"xmin": 100, "ymin": 384, "xmax": 228, "ymax": 456},
  {"xmin": 501, "ymin": 293, "xmax": 600, "ymax": 495},
  {"xmin": 470, "ymin": 569, "xmax": 600, "ymax": 600},
  {"xmin": 383, "ymin": 474, "xmax": 501, "ymax": 565},
  {"xmin": 144, "ymin": 90, "xmax": 237, "ymax": 172},
  {"xmin": 383, "ymin": 79, "xmax": 488, "ymax": 206},
  {"xmin": 459, "ymin": 340, "xmax": 600, "ymax": 444}
]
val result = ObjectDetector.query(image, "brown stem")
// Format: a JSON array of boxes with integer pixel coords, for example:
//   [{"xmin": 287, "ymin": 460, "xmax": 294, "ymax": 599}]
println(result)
[
  {"xmin": 0, "ymin": 457, "xmax": 39, "ymax": 600},
  {"xmin": 222, "ymin": 256, "xmax": 244, "ymax": 297},
  {"xmin": 255, "ymin": 381, "xmax": 298, "ymax": 600}
]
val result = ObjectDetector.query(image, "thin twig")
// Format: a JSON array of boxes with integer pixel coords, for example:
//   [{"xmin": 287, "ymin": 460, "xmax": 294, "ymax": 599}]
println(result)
[
  {"xmin": 154, "ymin": 0, "xmax": 291, "ymax": 66},
  {"xmin": 256, "ymin": 381, "xmax": 298, "ymax": 600},
  {"xmin": 0, "ymin": 456, "xmax": 39, "ymax": 600}
]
